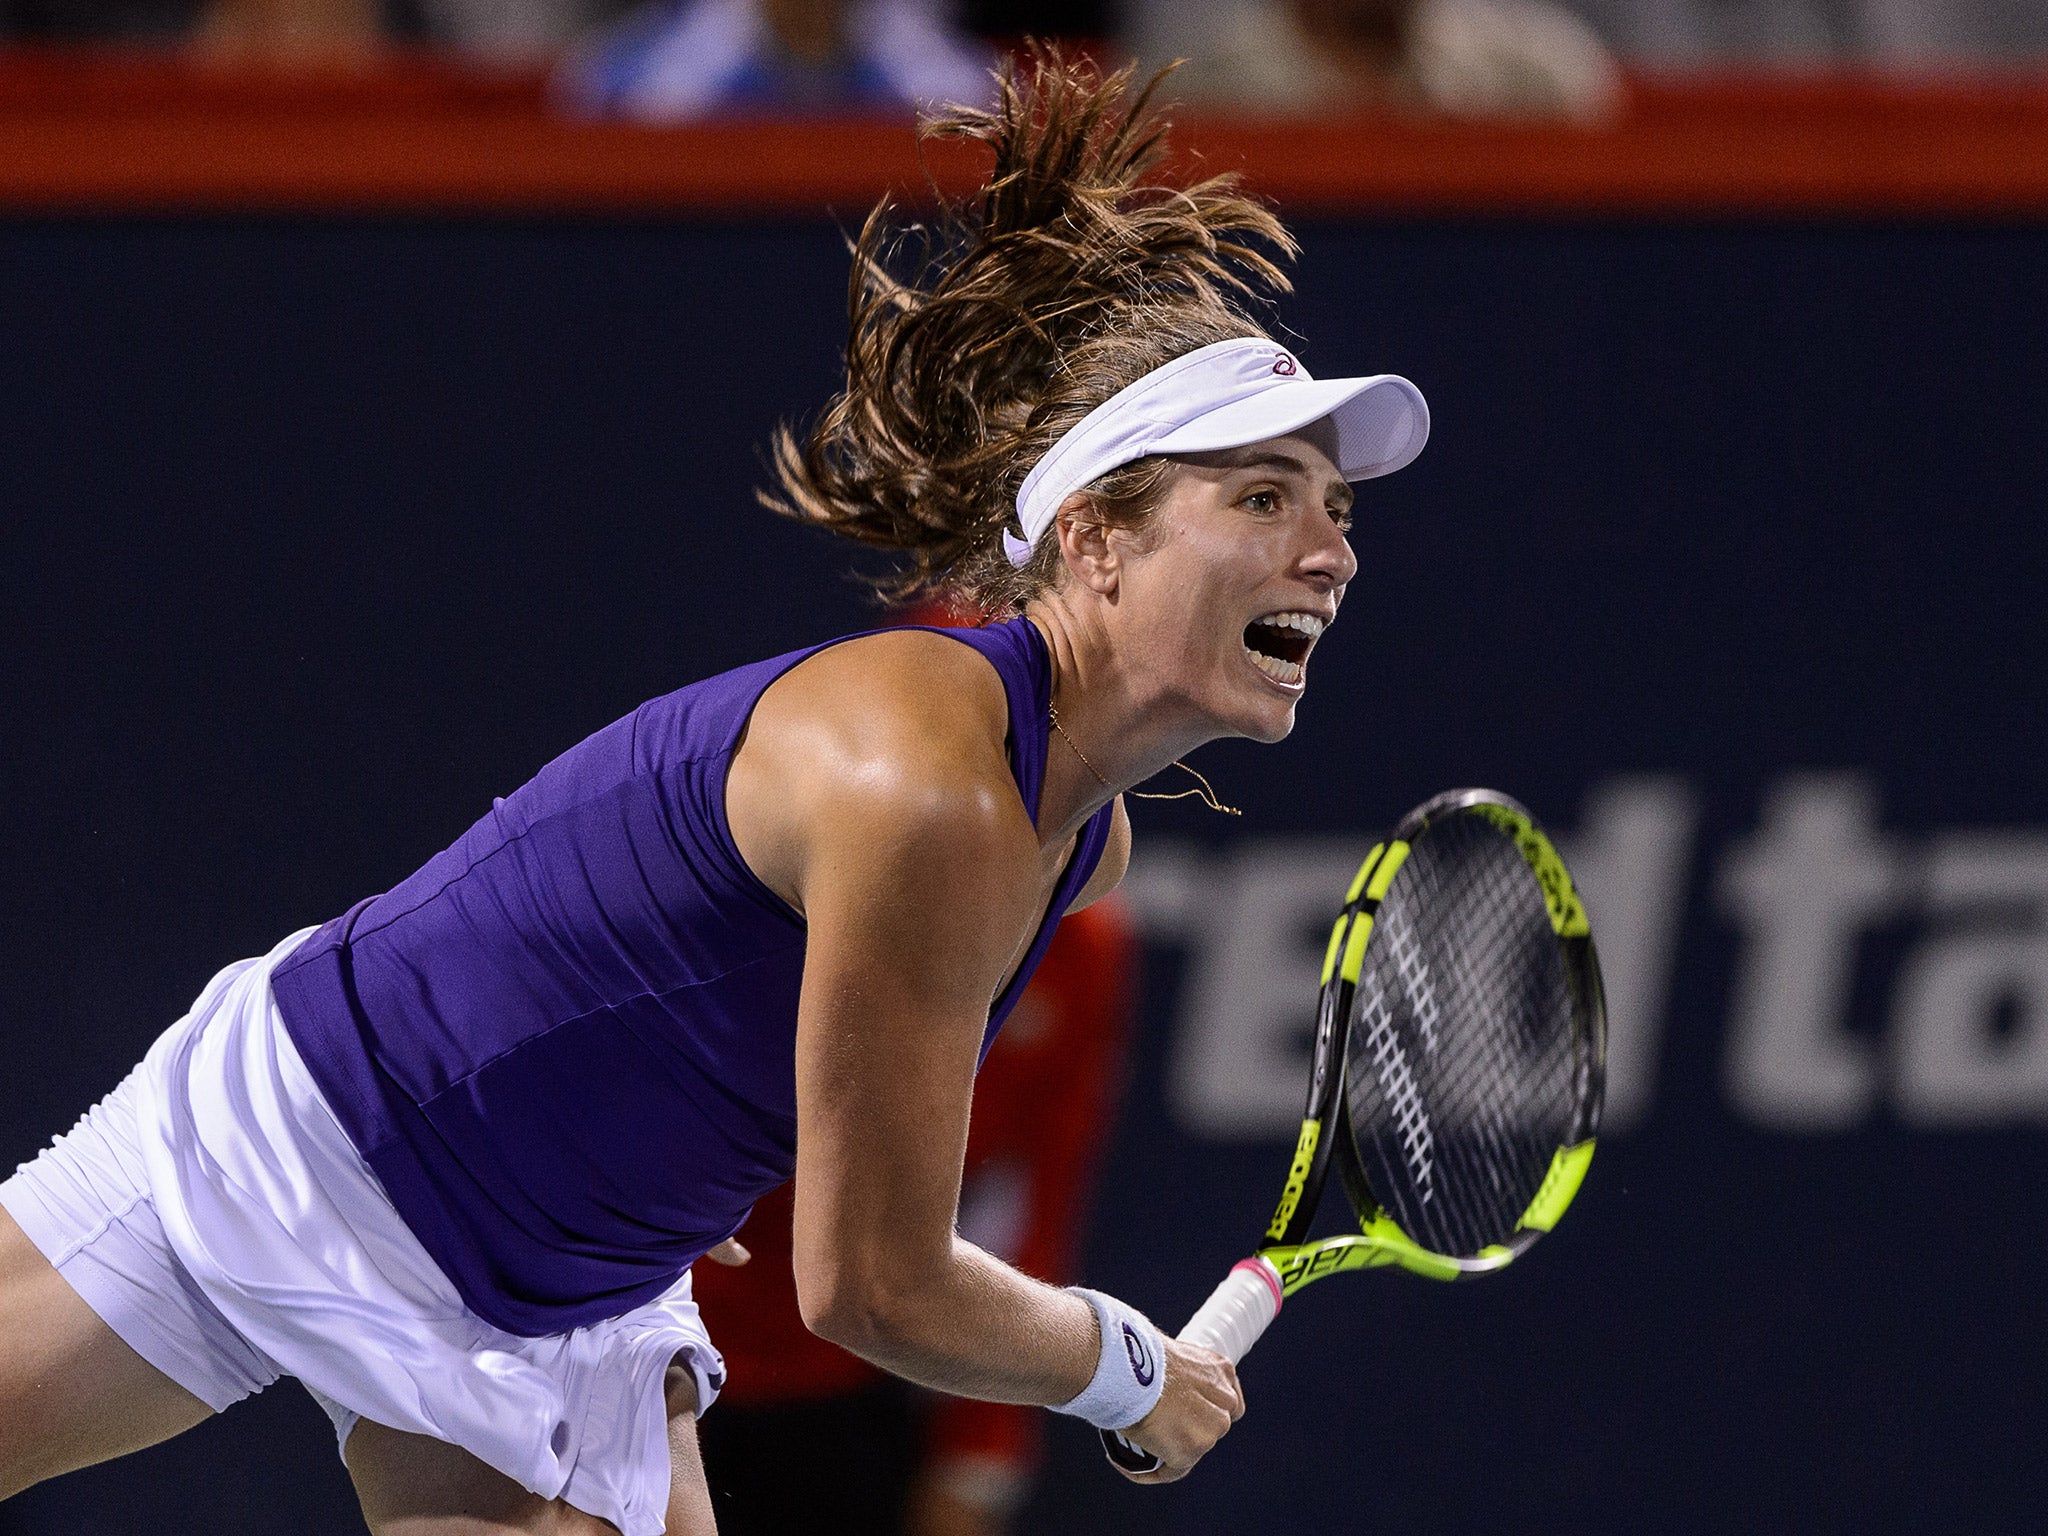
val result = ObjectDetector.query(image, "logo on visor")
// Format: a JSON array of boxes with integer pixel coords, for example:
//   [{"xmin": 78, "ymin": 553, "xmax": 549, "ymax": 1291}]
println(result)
[{"xmin": 1272, "ymin": 352, "xmax": 1298, "ymax": 376}]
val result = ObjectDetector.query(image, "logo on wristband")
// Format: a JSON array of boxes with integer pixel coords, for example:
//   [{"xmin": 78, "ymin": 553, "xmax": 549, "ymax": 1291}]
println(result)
[{"xmin": 1121, "ymin": 1322, "xmax": 1157, "ymax": 1387}]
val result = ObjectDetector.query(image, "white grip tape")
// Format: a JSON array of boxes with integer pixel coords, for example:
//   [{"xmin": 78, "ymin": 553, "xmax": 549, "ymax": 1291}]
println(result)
[
  {"xmin": 1179, "ymin": 1258, "xmax": 1283, "ymax": 1364},
  {"xmin": 1098, "ymin": 1258, "xmax": 1283, "ymax": 1474}
]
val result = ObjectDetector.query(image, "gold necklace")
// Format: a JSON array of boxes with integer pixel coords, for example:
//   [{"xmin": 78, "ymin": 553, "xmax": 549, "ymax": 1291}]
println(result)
[
  {"xmin": 1047, "ymin": 702, "xmax": 1242, "ymax": 817},
  {"xmin": 1048, "ymin": 701, "xmax": 1110, "ymax": 788}
]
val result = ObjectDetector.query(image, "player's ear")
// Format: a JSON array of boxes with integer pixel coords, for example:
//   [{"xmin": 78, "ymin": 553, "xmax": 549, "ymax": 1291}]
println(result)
[{"xmin": 1054, "ymin": 494, "xmax": 1120, "ymax": 596}]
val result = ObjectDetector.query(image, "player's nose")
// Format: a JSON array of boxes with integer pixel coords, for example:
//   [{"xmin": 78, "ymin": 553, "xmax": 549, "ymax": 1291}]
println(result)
[{"xmin": 1300, "ymin": 512, "xmax": 1358, "ymax": 587}]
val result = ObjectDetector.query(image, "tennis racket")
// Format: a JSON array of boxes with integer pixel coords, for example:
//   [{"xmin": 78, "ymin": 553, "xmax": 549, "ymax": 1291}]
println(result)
[{"xmin": 1104, "ymin": 787, "xmax": 1605, "ymax": 1473}]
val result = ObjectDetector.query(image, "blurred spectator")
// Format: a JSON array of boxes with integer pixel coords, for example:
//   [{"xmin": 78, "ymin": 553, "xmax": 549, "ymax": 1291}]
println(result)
[
  {"xmin": 556, "ymin": 0, "xmax": 997, "ymax": 119},
  {"xmin": 1127, "ymin": 0, "xmax": 1624, "ymax": 122},
  {"xmin": 691, "ymin": 897, "xmax": 1138, "ymax": 1536},
  {"xmin": 198, "ymin": 0, "xmax": 378, "ymax": 56},
  {"xmin": 0, "ymin": 0, "xmax": 402, "ymax": 51},
  {"xmin": 0, "ymin": 0, "xmax": 993, "ymax": 67},
  {"xmin": 1558, "ymin": 0, "xmax": 2048, "ymax": 66},
  {"xmin": 5, "ymin": 0, "xmax": 2044, "ymax": 65},
  {"xmin": 414, "ymin": 0, "xmax": 632, "ymax": 57}
]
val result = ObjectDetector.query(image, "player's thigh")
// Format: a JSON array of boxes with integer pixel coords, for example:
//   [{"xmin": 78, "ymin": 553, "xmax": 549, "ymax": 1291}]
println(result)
[
  {"xmin": 0, "ymin": 1203, "xmax": 214, "ymax": 1499},
  {"xmin": 346, "ymin": 1418, "xmax": 603, "ymax": 1536},
  {"xmin": 345, "ymin": 1355, "xmax": 715, "ymax": 1536},
  {"xmin": 663, "ymin": 1359, "xmax": 717, "ymax": 1536}
]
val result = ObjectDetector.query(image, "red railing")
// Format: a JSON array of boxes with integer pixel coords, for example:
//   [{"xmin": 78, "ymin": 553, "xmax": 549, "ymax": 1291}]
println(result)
[{"xmin": 3, "ymin": 46, "xmax": 2047, "ymax": 215}]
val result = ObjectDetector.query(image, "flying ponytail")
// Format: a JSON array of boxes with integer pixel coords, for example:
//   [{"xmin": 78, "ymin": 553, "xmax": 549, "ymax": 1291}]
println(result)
[{"xmin": 761, "ymin": 47, "xmax": 1298, "ymax": 609}]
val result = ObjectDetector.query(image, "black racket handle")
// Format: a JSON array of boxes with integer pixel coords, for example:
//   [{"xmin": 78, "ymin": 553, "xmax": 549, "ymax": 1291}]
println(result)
[
  {"xmin": 1095, "ymin": 1259, "xmax": 1283, "ymax": 1478},
  {"xmin": 1101, "ymin": 1427, "xmax": 1161, "ymax": 1473}
]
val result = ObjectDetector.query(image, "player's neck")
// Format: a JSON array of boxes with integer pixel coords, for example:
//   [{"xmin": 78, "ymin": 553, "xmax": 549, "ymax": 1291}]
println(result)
[{"xmin": 1023, "ymin": 606, "xmax": 1229, "ymax": 840}]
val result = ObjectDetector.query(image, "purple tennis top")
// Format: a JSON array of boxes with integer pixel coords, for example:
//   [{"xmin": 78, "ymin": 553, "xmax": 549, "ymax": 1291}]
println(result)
[{"xmin": 272, "ymin": 617, "xmax": 1114, "ymax": 1338}]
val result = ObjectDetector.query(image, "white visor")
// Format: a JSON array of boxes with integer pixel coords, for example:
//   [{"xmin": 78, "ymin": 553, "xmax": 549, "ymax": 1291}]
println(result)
[{"xmin": 1007, "ymin": 336, "xmax": 1430, "ymax": 566}]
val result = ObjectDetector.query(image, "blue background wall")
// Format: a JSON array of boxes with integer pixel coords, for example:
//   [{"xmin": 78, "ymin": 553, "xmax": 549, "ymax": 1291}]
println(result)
[{"xmin": 2, "ymin": 215, "xmax": 2044, "ymax": 1533}]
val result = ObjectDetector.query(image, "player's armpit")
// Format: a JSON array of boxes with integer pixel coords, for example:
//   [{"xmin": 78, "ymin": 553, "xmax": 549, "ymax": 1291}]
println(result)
[{"xmin": 1064, "ymin": 795, "xmax": 1130, "ymax": 912}]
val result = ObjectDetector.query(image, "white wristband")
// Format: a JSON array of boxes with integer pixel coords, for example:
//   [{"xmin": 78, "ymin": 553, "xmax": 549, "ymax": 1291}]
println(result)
[{"xmin": 1053, "ymin": 1288, "xmax": 1167, "ymax": 1432}]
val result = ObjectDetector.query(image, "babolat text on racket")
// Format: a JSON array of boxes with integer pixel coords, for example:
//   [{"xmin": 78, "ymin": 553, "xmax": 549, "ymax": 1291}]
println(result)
[{"xmin": 1104, "ymin": 788, "xmax": 1605, "ymax": 1473}]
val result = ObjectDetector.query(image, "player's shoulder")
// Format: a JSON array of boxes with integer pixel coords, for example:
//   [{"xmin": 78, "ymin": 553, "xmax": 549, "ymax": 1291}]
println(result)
[
  {"xmin": 796, "ymin": 627, "xmax": 1007, "ymax": 759},
  {"xmin": 745, "ymin": 628, "xmax": 1025, "ymax": 837}
]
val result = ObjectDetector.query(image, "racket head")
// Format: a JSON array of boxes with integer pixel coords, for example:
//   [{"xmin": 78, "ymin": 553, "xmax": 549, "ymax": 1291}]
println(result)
[{"xmin": 1291, "ymin": 789, "xmax": 1604, "ymax": 1282}]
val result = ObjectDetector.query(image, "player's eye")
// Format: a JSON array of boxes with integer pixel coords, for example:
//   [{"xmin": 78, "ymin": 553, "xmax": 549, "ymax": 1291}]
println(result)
[
  {"xmin": 1241, "ymin": 489, "xmax": 1280, "ymax": 515},
  {"xmin": 1329, "ymin": 506, "xmax": 1354, "ymax": 533}
]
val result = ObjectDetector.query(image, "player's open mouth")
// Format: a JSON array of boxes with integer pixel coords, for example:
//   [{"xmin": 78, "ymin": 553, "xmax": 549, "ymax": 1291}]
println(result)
[{"xmin": 1242, "ymin": 610, "xmax": 1326, "ymax": 690}]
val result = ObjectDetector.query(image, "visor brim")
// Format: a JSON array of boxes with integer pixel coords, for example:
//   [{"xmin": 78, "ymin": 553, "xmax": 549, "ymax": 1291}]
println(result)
[{"xmin": 1148, "ymin": 374, "xmax": 1430, "ymax": 481}]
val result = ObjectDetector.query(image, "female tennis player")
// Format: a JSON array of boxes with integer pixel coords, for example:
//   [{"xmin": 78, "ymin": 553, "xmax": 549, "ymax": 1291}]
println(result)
[{"xmin": 0, "ymin": 55, "xmax": 1426, "ymax": 1536}]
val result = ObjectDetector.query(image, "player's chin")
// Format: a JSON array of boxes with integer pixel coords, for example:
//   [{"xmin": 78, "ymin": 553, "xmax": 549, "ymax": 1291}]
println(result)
[
  {"xmin": 1224, "ymin": 690, "xmax": 1300, "ymax": 744},
  {"xmin": 1236, "ymin": 657, "xmax": 1307, "ymax": 741},
  {"xmin": 1243, "ymin": 707, "xmax": 1298, "ymax": 745}
]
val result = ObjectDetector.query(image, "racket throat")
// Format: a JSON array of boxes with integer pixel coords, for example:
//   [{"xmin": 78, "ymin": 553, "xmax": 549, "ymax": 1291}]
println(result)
[
  {"xmin": 1331, "ymin": 1094, "xmax": 1384, "ymax": 1233},
  {"xmin": 1265, "ymin": 947, "xmax": 1358, "ymax": 1248},
  {"xmin": 1263, "ymin": 1116, "xmax": 1328, "ymax": 1247}
]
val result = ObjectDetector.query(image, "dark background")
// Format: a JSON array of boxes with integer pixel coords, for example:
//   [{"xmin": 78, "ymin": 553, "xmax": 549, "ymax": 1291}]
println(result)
[{"xmin": 3, "ymin": 213, "xmax": 2045, "ymax": 1532}]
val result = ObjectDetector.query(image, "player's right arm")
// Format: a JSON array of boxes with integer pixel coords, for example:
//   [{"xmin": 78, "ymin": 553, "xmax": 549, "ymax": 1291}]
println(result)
[
  {"xmin": 726, "ymin": 634, "xmax": 1240, "ymax": 1480},
  {"xmin": 788, "ymin": 761, "xmax": 1237, "ymax": 1479}
]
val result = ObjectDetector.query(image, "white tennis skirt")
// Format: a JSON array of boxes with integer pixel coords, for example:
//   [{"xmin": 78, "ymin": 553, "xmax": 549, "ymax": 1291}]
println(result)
[{"xmin": 0, "ymin": 931, "xmax": 724, "ymax": 1536}]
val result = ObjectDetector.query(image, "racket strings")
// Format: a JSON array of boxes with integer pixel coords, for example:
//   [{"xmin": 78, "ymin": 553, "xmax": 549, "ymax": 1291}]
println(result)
[
  {"xmin": 1426, "ymin": 844, "xmax": 1573, "ymax": 1246},
  {"xmin": 1344, "ymin": 813, "xmax": 1578, "ymax": 1257}
]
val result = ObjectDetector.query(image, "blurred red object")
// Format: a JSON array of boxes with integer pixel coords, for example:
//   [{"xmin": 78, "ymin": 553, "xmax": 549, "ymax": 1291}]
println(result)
[{"xmin": 5, "ymin": 46, "xmax": 2048, "ymax": 214}]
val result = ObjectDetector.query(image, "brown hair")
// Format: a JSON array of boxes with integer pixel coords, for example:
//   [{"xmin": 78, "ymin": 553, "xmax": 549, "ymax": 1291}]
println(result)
[{"xmin": 760, "ymin": 48, "xmax": 1298, "ymax": 611}]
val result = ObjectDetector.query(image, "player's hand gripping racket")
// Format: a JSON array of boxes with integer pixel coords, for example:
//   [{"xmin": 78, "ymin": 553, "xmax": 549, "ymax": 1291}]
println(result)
[{"xmin": 1103, "ymin": 788, "xmax": 1605, "ymax": 1473}]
